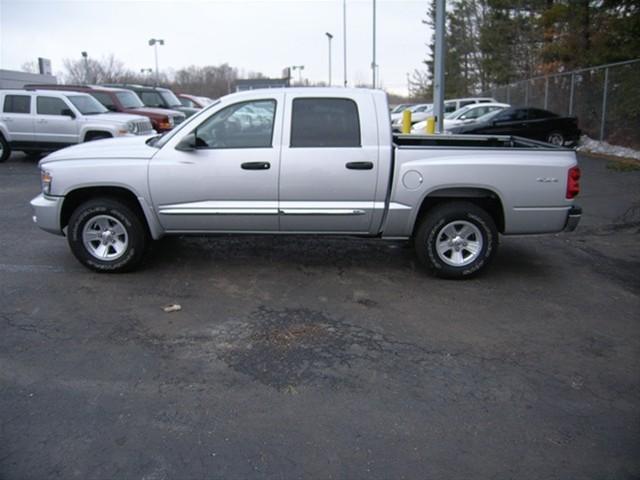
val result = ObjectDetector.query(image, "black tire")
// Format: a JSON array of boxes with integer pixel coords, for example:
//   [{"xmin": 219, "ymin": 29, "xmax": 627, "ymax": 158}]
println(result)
[
  {"xmin": 0, "ymin": 134, "xmax": 11, "ymax": 162},
  {"xmin": 67, "ymin": 197, "xmax": 149, "ymax": 273},
  {"xmin": 414, "ymin": 201, "xmax": 498, "ymax": 279},
  {"xmin": 22, "ymin": 151, "xmax": 44, "ymax": 159},
  {"xmin": 546, "ymin": 131, "xmax": 565, "ymax": 146},
  {"xmin": 84, "ymin": 132, "xmax": 112, "ymax": 142}
]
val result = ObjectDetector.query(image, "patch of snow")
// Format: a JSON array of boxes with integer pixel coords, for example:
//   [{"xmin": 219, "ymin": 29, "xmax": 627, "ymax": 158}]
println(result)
[{"xmin": 577, "ymin": 135, "xmax": 640, "ymax": 160}]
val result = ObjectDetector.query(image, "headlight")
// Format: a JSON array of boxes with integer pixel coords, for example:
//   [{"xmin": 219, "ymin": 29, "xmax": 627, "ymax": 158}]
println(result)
[
  {"xmin": 41, "ymin": 169, "xmax": 52, "ymax": 195},
  {"xmin": 127, "ymin": 121, "xmax": 138, "ymax": 134}
]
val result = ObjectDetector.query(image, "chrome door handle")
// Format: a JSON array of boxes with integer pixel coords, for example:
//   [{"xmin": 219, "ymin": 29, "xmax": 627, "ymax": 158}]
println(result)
[{"xmin": 37, "ymin": 119, "xmax": 47, "ymax": 124}]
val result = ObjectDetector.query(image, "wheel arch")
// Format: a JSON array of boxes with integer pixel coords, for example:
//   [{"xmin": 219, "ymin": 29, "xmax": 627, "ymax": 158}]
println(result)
[
  {"xmin": 82, "ymin": 129, "xmax": 114, "ymax": 142},
  {"xmin": 412, "ymin": 187, "xmax": 505, "ymax": 235},
  {"xmin": 60, "ymin": 186, "xmax": 163, "ymax": 239}
]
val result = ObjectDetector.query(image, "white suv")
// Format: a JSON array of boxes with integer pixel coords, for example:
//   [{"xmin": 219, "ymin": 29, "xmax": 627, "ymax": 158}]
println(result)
[{"xmin": 0, "ymin": 89, "xmax": 155, "ymax": 162}]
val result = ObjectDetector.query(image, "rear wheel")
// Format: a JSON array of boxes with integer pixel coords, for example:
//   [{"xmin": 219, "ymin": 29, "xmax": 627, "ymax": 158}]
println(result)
[
  {"xmin": 547, "ymin": 131, "xmax": 565, "ymax": 146},
  {"xmin": 67, "ymin": 197, "xmax": 149, "ymax": 273},
  {"xmin": 0, "ymin": 135, "xmax": 11, "ymax": 162},
  {"xmin": 414, "ymin": 201, "xmax": 498, "ymax": 279}
]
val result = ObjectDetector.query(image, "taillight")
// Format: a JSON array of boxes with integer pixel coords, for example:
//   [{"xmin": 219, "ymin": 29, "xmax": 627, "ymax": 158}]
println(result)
[{"xmin": 566, "ymin": 166, "xmax": 581, "ymax": 199}]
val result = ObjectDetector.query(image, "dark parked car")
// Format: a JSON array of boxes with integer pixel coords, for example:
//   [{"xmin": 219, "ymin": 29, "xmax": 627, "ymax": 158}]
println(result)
[
  {"xmin": 448, "ymin": 107, "xmax": 580, "ymax": 146},
  {"xmin": 25, "ymin": 84, "xmax": 185, "ymax": 132},
  {"xmin": 102, "ymin": 84, "xmax": 199, "ymax": 118}
]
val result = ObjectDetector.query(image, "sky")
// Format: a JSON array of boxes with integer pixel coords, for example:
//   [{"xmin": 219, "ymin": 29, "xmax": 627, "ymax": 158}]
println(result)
[{"xmin": 0, "ymin": 0, "xmax": 433, "ymax": 95}]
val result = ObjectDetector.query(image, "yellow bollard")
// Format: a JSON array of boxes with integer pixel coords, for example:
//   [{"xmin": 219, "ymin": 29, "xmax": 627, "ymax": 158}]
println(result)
[
  {"xmin": 426, "ymin": 116, "xmax": 436, "ymax": 134},
  {"xmin": 401, "ymin": 110, "xmax": 412, "ymax": 134}
]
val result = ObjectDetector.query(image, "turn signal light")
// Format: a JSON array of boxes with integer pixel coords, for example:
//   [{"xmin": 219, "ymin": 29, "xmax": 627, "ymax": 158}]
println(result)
[{"xmin": 566, "ymin": 166, "xmax": 581, "ymax": 199}]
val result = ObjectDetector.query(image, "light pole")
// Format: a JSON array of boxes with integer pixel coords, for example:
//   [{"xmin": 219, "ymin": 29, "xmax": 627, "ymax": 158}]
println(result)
[
  {"xmin": 433, "ymin": 0, "xmax": 445, "ymax": 133},
  {"xmin": 292, "ymin": 65, "xmax": 305, "ymax": 85},
  {"xmin": 371, "ymin": 0, "xmax": 376, "ymax": 88},
  {"xmin": 343, "ymin": 0, "xmax": 347, "ymax": 87},
  {"xmin": 148, "ymin": 38, "xmax": 165, "ymax": 85},
  {"xmin": 325, "ymin": 32, "xmax": 333, "ymax": 86},
  {"xmin": 81, "ymin": 51, "xmax": 89, "ymax": 84}
]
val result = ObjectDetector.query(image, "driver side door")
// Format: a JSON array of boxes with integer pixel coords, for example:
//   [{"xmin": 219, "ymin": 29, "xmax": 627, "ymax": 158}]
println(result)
[{"xmin": 148, "ymin": 95, "xmax": 283, "ymax": 232}]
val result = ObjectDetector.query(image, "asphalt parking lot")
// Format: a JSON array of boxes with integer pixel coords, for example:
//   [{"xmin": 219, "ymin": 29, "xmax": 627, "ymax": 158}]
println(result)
[{"xmin": 1, "ymin": 151, "xmax": 639, "ymax": 479}]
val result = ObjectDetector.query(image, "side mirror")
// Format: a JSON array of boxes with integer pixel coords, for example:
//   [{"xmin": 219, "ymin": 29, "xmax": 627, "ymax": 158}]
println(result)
[
  {"xmin": 62, "ymin": 109, "xmax": 76, "ymax": 119},
  {"xmin": 107, "ymin": 105, "xmax": 118, "ymax": 112},
  {"xmin": 175, "ymin": 132, "xmax": 197, "ymax": 151}
]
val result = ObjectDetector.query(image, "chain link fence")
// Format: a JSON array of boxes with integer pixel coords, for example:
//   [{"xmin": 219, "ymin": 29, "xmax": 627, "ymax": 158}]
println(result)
[{"xmin": 480, "ymin": 59, "xmax": 640, "ymax": 149}]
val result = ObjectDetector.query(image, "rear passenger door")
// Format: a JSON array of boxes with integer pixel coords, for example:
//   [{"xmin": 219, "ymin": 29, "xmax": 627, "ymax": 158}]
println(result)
[
  {"xmin": 34, "ymin": 96, "xmax": 79, "ymax": 145},
  {"xmin": 1, "ymin": 94, "xmax": 34, "ymax": 142},
  {"xmin": 278, "ymin": 94, "xmax": 379, "ymax": 233}
]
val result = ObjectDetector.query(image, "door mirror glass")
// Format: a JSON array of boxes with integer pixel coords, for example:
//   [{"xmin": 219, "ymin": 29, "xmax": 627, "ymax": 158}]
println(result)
[{"xmin": 175, "ymin": 132, "xmax": 197, "ymax": 151}]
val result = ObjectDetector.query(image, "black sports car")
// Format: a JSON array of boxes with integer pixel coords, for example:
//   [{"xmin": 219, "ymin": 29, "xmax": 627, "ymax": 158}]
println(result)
[{"xmin": 448, "ymin": 107, "xmax": 580, "ymax": 146}]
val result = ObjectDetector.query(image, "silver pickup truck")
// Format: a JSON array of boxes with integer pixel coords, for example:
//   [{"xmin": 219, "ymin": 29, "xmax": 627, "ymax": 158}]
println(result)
[{"xmin": 30, "ymin": 88, "xmax": 581, "ymax": 278}]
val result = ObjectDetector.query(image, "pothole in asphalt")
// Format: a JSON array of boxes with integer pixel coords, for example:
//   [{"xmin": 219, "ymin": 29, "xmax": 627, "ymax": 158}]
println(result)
[{"xmin": 214, "ymin": 307, "xmax": 373, "ymax": 390}]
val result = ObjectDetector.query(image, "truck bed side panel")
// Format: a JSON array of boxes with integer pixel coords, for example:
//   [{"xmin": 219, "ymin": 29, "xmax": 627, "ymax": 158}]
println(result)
[{"xmin": 383, "ymin": 146, "xmax": 578, "ymax": 237}]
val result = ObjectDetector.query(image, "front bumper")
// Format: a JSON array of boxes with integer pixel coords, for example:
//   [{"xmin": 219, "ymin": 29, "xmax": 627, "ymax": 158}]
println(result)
[
  {"xmin": 564, "ymin": 205, "xmax": 582, "ymax": 232},
  {"xmin": 31, "ymin": 193, "xmax": 64, "ymax": 236}
]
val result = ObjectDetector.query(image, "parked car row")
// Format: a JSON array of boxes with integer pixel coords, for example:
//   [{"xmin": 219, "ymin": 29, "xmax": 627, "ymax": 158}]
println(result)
[
  {"xmin": 0, "ymin": 84, "xmax": 215, "ymax": 162},
  {"xmin": 398, "ymin": 98, "xmax": 580, "ymax": 146},
  {"xmin": 391, "ymin": 97, "xmax": 497, "ymax": 132}
]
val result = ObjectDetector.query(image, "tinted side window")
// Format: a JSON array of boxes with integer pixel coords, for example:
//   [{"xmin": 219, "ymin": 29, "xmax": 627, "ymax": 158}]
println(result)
[
  {"xmin": 180, "ymin": 98, "xmax": 195, "ymax": 108},
  {"xmin": 290, "ymin": 98, "xmax": 360, "ymax": 148},
  {"xmin": 140, "ymin": 91, "xmax": 164, "ymax": 107},
  {"xmin": 91, "ymin": 92, "xmax": 116, "ymax": 110},
  {"xmin": 460, "ymin": 100, "xmax": 475, "ymax": 108},
  {"xmin": 37, "ymin": 96, "xmax": 68, "ymax": 115},
  {"xmin": 528, "ymin": 108, "xmax": 556, "ymax": 120},
  {"xmin": 3, "ymin": 95, "xmax": 31, "ymax": 114},
  {"xmin": 444, "ymin": 102, "xmax": 457, "ymax": 113}
]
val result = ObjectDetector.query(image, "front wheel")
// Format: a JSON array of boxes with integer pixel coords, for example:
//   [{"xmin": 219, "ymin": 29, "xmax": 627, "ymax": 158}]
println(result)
[
  {"xmin": 67, "ymin": 198, "xmax": 149, "ymax": 273},
  {"xmin": 0, "ymin": 135, "xmax": 11, "ymax": 162},
  {"xmin": 414, "ymin": 201, "xmax": 498, "ymax": 279}
]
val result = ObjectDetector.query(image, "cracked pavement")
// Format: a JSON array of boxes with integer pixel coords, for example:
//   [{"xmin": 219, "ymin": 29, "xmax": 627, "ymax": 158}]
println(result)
[{"xmin": 1, "ymin": 152, "xmax": 639, "ymax": 479}]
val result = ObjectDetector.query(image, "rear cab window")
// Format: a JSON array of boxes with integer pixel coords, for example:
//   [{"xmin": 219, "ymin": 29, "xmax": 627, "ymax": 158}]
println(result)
[
  {"xmin": 3, "ymin": 94, "xmax": 31, "ymax": 114},
  {"xmin": 290, "ymin": 98, "xmax": 361, "ymax": 148}
]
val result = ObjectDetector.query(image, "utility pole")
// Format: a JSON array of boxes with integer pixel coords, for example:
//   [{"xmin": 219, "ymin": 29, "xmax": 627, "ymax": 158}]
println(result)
[
  {"xmin": 343, "ymin": 0, "xmax": 347, "ymax": 87},
  {"xmin": 371, "ymin": 0, "xmax": 376, "ymax": 88},
  {"xmin": 325, "ymin": 32, "xmax": 333, "ymax": 86},
  {"xmin": 433, "ymin": 0, "xmax": 445, "ymax": 133}
]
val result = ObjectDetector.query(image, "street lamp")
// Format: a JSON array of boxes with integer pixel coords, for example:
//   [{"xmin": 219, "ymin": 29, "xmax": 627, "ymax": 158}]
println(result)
[
  {"xmin": 325, "ymin": 32, "xmax": 333, "ymax": 86},
  {"xmin": 291, "ymin": 65, "xmax": 305, "ymax": 85},
  {"xmin": 140, "ymin": 68, "xmax": 153, "ymax": 77},
  {"xmin": 343, "ymin": 0, "xmax": 347, "ymax": 87},
  {"xmin": 81, "ymin": 51, "xmax": 89, "ymax": 84},
  {"xmin": 371, "ymin": 0, "xmax": 377, "ymax": 88},
  {"xmin": 148, "ymin": 38, "xmax": 165, "ymax": 85}
]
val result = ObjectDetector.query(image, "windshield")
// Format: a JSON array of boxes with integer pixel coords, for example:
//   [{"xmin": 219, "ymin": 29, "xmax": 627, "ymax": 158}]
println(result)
[
  {"xmin": 116, "ymin": 91, "xmax": 144, "ymax": 109},
  {"xmin": 446, "ymin": 105, "xmax": 472, "ymax": 120},
  {"xmin": 160, "ymin": 90, "xmax": 182, "ymax": 108},
  {"xmin": 391, "ymin": 104, "xmax": 409, "ymax": 114},
  {"xmin": 475, "ymin": 109, "xmax": 503, "ymax": 123},
  {"xmin": 67, "ymin": 95, "xmax": 108, "ymax": 115}
]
